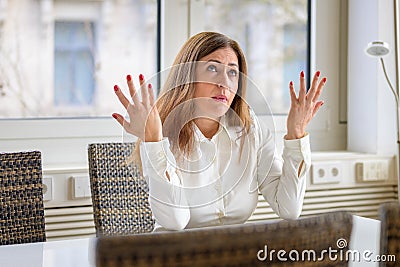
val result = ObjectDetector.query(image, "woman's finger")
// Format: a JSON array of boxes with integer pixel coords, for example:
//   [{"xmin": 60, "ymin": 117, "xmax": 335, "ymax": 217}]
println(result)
[
  {"xmin": 112, "ymin": 113, "xmax": 128, "ymax": 127},
  {"xmin": 139, "ymin": 74, "xmax": 150, "ymax": 107},
  {"xmin": 112, "ymin": 112, "xmax": 141, "ymax": 137},
  {"xmin": 312, "ymin": 77, "xmax": 327, "ymax": 103},
  {"xmin": 298, "ymin": 71, "xmax": 306, "ymax": 101},
  {"xmin": 307, "ymin": 71, "xmax": 320, "ymax": 101},
  {"xmin": 126, "ymin": 74, "xmax": 134, "ymax": 97},
  {"xmin": 312, "ymin": 101, "xmax": 324, "ymax": 117},
  {"xmin": 289, "ymin": 81, "xmax": 297, "ymax": 106},
  {"xmin": 114, "ymin": 85, "xmax": 132, "ymax": 109},
  {"xmin": 127, "ymin": 74, "xmax": 140, "ymax": 105},
  {"xmin": 148, "ymin": 83, "xmax": 155, "ymax": 106}
]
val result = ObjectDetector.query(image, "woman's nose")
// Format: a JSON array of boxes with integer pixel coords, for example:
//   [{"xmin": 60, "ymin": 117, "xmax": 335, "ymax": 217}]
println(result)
[{"xmin": 216, "ymin": 71, "xmax": 230, "ymax": 89}]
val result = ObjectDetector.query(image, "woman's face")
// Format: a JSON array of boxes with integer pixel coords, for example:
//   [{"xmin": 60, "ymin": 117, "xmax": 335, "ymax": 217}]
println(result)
[{"xmin": 193, "ymin": 47, "xmax": 239, "ymax": 118}]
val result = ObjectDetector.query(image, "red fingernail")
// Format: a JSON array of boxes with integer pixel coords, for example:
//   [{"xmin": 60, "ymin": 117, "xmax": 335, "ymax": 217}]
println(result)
[
  {"xmin": 300, "ymin": 71, "xmax": 304, "ymax": 78},
  {"xmin": 139, "ymin": 74, "xmax": 144, "ymax": 81},
  {"xmin": 148, "ymin": 83, "xmax": 152, "ymax": 89},
  {"xmin": 112, "ymin": 113, "xmax": 118, "ymax": 119},
  {"xmin": 316, "ymin": 71, "xmax": 320, "ymax": 77},
  {"xmin": 289, "ymin": 81, "xmax": 293, "ymax": 86},
  {"xmin": 126, "ymin": 75, "xmax": 132, "ymax": 82},
  {"xmin": 322, "ymin": 77, "xmax": 327, "ymax": 83},
  {"xmin": 114, "ymin": 85, "xmax": 119, "ymax": 92}
]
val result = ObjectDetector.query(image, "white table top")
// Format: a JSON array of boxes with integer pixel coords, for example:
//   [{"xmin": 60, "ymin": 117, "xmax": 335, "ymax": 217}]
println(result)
[
  {"xmin": 349, "ymin": 215, "xmax": 381, "ymax": 267},
  {"xmin": 0, "ymin": 237, "xmax": 96, "ymax": 267},
  {"xmin": 0, "ymin": 215, "xmax": 381, "ymax": 267}
]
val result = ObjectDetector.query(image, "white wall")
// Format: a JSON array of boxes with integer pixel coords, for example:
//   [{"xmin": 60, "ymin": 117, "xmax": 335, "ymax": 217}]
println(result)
[{"xmin": 348, "ymin": 0, "xmax": 398, "ymax": 156}]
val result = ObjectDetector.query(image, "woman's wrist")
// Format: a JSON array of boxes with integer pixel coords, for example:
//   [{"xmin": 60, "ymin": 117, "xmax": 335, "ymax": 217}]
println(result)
[
  {"xmin": 144, "ymin": 136, "xmax": 163, "ymax": 142},
  {"xmin": 285, "ymin": 131, "xmax": 305, "ymax": 140},
  {"xmin": 144, "ymin": 132, "xmax": 163, "ymax": 142}
]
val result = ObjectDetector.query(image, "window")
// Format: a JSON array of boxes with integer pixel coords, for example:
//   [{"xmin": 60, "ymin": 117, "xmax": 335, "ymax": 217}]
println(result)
[
  {"xmin": 201, "ymin": 0, "xmax": 309, "ymax": 114},
  {"xmin": 54, "ymin": 21, "xmax": 96, "ymax": 107},
  {"xmin": 283, "ymin": 24, "xmax": 308, "ymax": 109},
  {"xmin": 0, "ymin": 0, "xmax": 159, "ymax": 167},
  {"xmin": 0, "ymin": 0, "xmax": 158, "ymax": 119}
]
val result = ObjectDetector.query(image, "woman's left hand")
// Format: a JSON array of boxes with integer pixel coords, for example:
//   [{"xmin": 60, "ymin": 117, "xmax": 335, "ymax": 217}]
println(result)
[{"xmin": 286, "ymin": 70, "xmax": 326, "ymax": 140}]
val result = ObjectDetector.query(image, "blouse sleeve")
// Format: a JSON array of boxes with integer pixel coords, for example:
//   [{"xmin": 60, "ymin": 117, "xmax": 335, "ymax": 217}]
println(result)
[
  {"xmin": 255, "ymin": 118, "xmax": 310, "ymax": 220},
  {"xmin": 140, "ymin": 138, "xmax": 190, "ymax": 230}
]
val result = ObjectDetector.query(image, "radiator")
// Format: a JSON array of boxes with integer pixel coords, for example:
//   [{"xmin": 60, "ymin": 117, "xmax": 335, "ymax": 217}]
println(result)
[
  {"xmin": 43, "ymin": 184, "xmax": 397, "ymax": 241},
  {"xmin": 249, "ymin": 184, "xmax": 398, "ymax": 222},
  {"xmin": 44, "ymin": 205, "xmax": 96, "ymax": 241}
]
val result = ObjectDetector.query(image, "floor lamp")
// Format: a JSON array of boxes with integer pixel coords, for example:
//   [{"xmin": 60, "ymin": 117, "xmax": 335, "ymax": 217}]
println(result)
[{"xmin": 365, "ymin": 41, "xmax": 400, "ymax": 200}]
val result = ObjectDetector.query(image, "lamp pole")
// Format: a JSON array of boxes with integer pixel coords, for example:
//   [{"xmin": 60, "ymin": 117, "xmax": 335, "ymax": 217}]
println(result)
[
  {"xmin": 394, "ymin": 0, "xmax": 400, "ymax": 202},
  {"xmin": 397, "ymin": 95, "xmax": 400, "ymax": 202},
  {"xmin": 379, "ymin": 56, "xmax": 400, "ymax": 202},
  {"xmin": 366, "ymin": 40, "xmax": 400, "ymax": 201}
]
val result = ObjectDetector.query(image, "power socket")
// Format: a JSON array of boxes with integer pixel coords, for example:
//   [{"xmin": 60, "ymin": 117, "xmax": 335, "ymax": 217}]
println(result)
[
  {"xmin": 311, "ymin": 161, "xmax": 342, "ymax": 184},
  {"xmin": 356, "ymin": 160, "xmax": 389, "ymax": 182},
  {"xmin": 42, "ymin": 177, "xmax": 53, "ymax": 201},
  {"xmin": 72, "ymin": 176, "xmax": 91, "ymax": 199}
]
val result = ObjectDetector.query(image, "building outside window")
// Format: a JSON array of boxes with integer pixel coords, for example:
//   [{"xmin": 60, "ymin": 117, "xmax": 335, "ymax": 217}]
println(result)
[
  {"xmin": 0, "ymin": 0, "xmax": 158, "ymax": 118},
  {"xmin": 54, "ymin": 21, "xmax": 96, "ymax": 107},
  {"xmin": 202, "ymin": 0, "xmax": 308, "ymax": 114}
]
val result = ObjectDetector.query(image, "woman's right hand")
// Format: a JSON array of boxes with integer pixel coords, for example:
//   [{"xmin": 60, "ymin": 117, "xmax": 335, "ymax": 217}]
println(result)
[{"xmin": 112, "ymin": 74, "xmax": 163, "ymax": 142}]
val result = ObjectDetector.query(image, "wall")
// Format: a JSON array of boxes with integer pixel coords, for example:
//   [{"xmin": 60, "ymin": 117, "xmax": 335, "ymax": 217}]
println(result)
[{"xmin": 348, "ymin": 0, "xmax": 398, "ymax": 156}]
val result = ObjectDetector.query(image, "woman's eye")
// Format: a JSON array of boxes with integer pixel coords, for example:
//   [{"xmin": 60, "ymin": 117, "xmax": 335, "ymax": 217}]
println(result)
[
  {"xmin": 207, "ymin": 65, "xmax": 217, "ymax": 72},
  {"xmin": 228, "ymin": 69, "xmax": 238, "ymax": 77}
]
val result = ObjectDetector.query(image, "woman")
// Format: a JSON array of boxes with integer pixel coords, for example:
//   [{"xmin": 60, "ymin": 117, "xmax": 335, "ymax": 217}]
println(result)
[{"xmin": 112, "ymin": 32, "xmax": 325, "ymax": 231}]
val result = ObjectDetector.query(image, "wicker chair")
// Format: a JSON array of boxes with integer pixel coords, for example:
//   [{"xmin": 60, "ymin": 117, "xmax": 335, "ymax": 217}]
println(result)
[
  {"xmin": 96, "ymin": 211, "xmax": 353, "ymax": 267},
  {"xmin": 379, "ymin": 201, "xmax": 400, "ymax": 267},
  {"xmin": 0, "ymin": 151, "xmax": 46, "ymax": 245},
  {"xmin": 88, "ymin": 142, "xmax": 155, "ymax": 236}
]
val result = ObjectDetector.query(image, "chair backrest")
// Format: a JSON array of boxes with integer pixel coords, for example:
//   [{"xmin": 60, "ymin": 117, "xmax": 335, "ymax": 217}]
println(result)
[
  {"xmin": 379, "ymin": 201, "xmax": 400, "ymax": 267},
  {"xmin": 96, "ymin": 211, "xmax": 353, "ymax": 267},
  {"xmin": 88, "ymin": 142, "xmax": 155, "ymax": 236},
  {"xmin": 0, "ymin": 151, "xmax": 46, "ymax": 245}
]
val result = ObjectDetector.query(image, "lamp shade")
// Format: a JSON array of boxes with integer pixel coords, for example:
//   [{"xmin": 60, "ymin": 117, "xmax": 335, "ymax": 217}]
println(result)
[{"xmin": 365, "ymin": 41, "xmax": 390, "ymax": 57}]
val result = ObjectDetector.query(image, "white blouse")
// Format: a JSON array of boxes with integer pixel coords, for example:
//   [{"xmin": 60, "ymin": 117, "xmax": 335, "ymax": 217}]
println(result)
[{"xmin": 140, "ymin": 115, "xmax": 311, "ymax": 231}]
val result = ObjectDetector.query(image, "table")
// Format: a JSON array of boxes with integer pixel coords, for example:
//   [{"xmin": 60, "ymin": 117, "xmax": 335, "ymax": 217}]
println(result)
[
  {"xmin": 349, "ymin": 215, "xmax": 381, "ymax": 267},
  {"xmin": 0, "ymin": 238, "xmax": 96, "ymax": 267},
  {"xmin": 0, "ymin": 215, "xmax": 381, "ymax": 267}
]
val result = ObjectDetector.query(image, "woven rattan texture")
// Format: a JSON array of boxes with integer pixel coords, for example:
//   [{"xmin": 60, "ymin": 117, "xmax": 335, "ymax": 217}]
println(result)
[
  {"xmin": 96, "ymin": 211, "xmax": 353, "ymax": 267},
  {"xmin": 88, "ymin": 142, "xmax": 154, "ymax": 236},
  {"xmin": 379, "ymin": 201, "xmax": 400, "ymax": 267},
  {"xmin": 0, "ymin": 151, "xmax": 46, "ymax": 245}
]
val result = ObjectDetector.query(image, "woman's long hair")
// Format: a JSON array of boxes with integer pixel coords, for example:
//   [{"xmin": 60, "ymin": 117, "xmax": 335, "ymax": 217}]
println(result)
[{"xmin": 133, "ymin": 32, "xmax": 252, "ymax": 166}]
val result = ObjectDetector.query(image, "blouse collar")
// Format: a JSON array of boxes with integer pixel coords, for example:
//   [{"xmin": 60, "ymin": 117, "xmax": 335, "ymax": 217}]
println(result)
[{"xmin": 193, "ymin": 115, "xmax": 244, "ymax": 143}]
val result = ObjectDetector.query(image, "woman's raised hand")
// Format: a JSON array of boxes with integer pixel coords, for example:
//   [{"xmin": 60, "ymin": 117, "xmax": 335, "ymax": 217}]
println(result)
[
  {"xmin": 286, "ymin": 71, "xmax": 326, "ymax": 140},
  {"xmin": 112, "ymin": 74, "xmax": 163, "ymax": 142}
]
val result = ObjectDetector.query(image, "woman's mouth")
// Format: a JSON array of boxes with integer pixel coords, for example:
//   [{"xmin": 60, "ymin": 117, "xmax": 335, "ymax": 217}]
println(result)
[{"xmin": 211, "ymin": 95, "xmax": 228, "ymax": 103}]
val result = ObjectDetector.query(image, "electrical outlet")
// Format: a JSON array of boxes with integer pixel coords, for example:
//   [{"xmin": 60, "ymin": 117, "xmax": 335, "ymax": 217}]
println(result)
[
  {"xmin": 42, "ymin": 177, "xmax": 53, "ymax": 201},
  {"xmin": 311, "ymin": 161, "xmax": 342, "ymax": 184},
  {"xmin": 72, "ymin": 176, "xmax": 91, "ymax": 199},
  {"xmin": 356, "ymin": 160, "xmax": 389, "ymax": 182}
]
